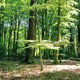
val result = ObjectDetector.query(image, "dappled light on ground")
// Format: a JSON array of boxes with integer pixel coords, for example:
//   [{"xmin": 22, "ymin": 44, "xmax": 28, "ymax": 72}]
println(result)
[{"xmin": 0, "ymin": 60, "xmax": 80, "ymax": 79}]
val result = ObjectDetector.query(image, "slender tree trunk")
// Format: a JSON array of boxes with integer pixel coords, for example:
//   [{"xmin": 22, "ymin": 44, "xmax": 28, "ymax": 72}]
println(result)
[
  {"xmin": 0, "ymin": 6, "xmax": 4, "ymax": 39},
  {"xmin": 73, "ymin": 35, "xmax": 78, "ymax": 57},
  {"xmin": 78, "ymin": 26, "xmax": 80, "ymax": 57},
  {"xmin": 42, "ymin": 11, "xmax": 45, "ymax": 40},
  {"xmin": 16, "ymin": 15, "xmax": 22, "ymax": 55},
  {"xmin": 57, "ymin": 3, "xmax": 61, "ymax": 40},
  {"xmin": 0, "ymin": 5, "xmax": 5, "ymax": 59},
  {"xmin": 12, "ymin": 12, "xmax": 17, "ymax": 56},
  {"xmin": 69, "ymin": 26, "xmax": 78, "ymax": 57},
  {"xmin": 38, "ymin": 18, "xmax": 43, "ymax": 71},
  {"xmin": 77, "ymin": 1, "xmax": 80, "ymax": 57},
  {"xmin": 54, "ymin": 2, "xmax": 61, "ymax": 64},
  {"xmin": 8, "ymin": 17, "xmax": 13, "ymax": 56}
]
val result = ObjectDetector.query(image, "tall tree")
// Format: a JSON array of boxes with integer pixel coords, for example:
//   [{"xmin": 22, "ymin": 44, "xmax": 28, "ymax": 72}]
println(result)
[
  {"xmin": 53, "ymin": 1, "xmax": 61, "ymax": 64},
  {"xmin": 25, "ymin": 0, "xmax": 36, "ymax": 63},
  {"xmin": 0, "ymin": 0, "xmax": 5, "ymax": 59}
]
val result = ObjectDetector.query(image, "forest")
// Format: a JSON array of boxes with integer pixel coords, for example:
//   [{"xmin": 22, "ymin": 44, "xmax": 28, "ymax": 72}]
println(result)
[{"xmin": 0, "ymin": 0, "xmax": 80, "ymax": 80}]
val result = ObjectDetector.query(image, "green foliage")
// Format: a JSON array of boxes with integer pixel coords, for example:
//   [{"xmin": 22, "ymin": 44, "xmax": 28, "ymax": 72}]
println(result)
[
  {"xmin": 20, "ymin": 39, "xmax": 69, "ymax": 53},
  {"xmin": 21, "ymin": 40, "xmax": 60, "ymax": 50},
  {"xmin": 0, "ymin": 0, "xmax": 79, "ymax": 60}
]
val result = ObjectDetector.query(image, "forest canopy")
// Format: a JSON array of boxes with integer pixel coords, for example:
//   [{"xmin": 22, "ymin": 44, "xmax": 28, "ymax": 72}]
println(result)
[{"xmin": 0, "ymin": 0, "xmax": 80, "ymax": 69}]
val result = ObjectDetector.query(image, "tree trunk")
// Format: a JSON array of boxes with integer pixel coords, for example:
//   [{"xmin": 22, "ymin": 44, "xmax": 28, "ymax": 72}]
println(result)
[
  {"xmin": 77, "ymin": 0, "xmax": 80, "ymax": 57},
  {"xmin": 54, "ymin": 50, "xmax": 59, "ymax": 64},
  {"xmin": 12, "ymin": 12, "xmax": 17, "ymax": 56},
  {"xmin": 16, "ymin": 15, "xmax": 22, "ymax": 55},
  {"xmin": 8, "ymin": 17, "xmax": 13, "ymax": 56},
  {"xmin": 25, "ymin": 0, "xmax": 36, "ymax": 63},
  {"xmin": 0, "ymin": 6, "xmax": 4, "ymax": 39},
  {"xmin": 54, "ymin": 2, "xmax": 61, "ymax": 64},
  {"xmin": 0, "ymin": 5, "xmax": 5, "ymax": 59}
]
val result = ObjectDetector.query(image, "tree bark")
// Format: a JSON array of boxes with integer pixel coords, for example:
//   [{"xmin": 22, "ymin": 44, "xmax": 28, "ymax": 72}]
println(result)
[
  {"xmin": 8, "ymin": 17, "xmax": 13, "ymax": 55},
  {"xmin": 54, "ymin": 2, "xmax": 61, "ymax": 64},
  {"xmin": 12, "ymin": 12, "xmax": 17, "ymax": 55},
  {"xmin": 25, "ymin": 0, "xmax": 36, "ymax": 63}
]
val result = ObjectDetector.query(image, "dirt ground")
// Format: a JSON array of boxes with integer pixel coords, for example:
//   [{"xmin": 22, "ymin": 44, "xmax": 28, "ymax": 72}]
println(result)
[
  {"xmin": 43, "ymin": 60, "xmax": 80, "ymax": 73},
  {"xmin": 0, "ymin": 60, "xmax": 80, "ymax": 80}
]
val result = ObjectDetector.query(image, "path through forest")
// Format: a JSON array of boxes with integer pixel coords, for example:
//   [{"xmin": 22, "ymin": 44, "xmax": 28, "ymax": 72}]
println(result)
[
  {"xmin": 0, "ymin": 60, "xmax": 80, "ymax": 79},
  {"xmin": 43, "ymin": 60, "xmax": 80, "ymax": 73}
]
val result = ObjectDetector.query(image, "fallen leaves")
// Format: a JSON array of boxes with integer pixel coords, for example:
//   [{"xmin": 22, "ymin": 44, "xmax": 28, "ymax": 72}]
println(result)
[{"xmin": 0, "ymin": 60, "xmax": 80, "ymax": 79}]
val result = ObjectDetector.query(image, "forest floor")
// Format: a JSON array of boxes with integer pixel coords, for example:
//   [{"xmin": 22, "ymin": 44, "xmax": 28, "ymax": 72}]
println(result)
[{"xmin": 0, "ymin": 60, "xmax": 80, "ymax": 80}]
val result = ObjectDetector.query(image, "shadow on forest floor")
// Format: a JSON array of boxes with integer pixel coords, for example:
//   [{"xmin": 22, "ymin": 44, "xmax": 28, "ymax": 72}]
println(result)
[{"xmin": 0, "ymin": 60, "xmax": 80, "ymax": 80}]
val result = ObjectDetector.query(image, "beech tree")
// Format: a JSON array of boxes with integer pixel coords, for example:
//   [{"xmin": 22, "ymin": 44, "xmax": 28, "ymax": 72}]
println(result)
[{"xmin": 25, "ymin": 0, "xmax": 36, "ymax": 63}]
